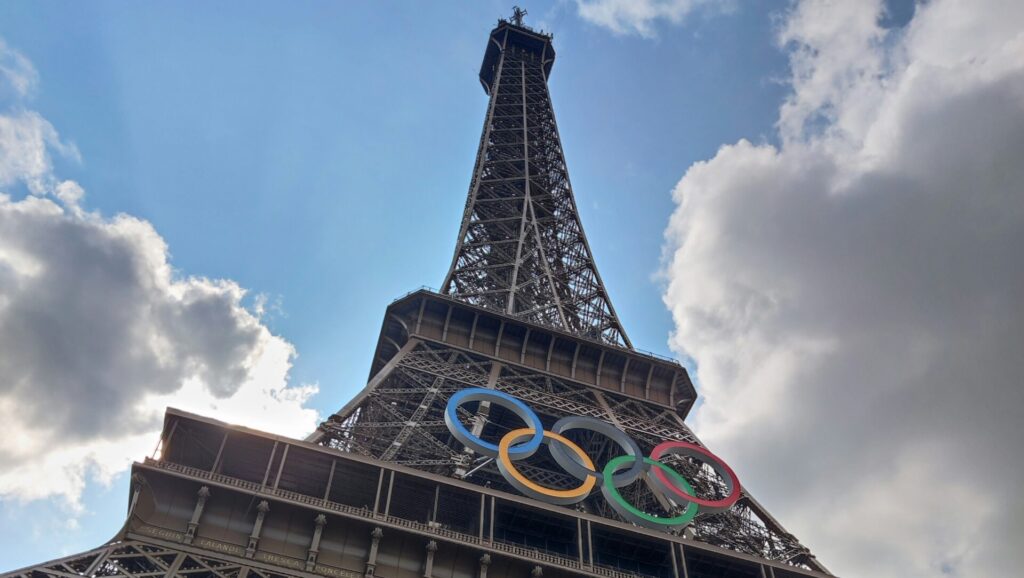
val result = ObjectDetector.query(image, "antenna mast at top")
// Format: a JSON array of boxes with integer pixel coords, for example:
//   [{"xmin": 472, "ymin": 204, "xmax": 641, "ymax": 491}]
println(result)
[{"xmin": 511, "ymin": 6, "xmax": 528, "ymax": 27}]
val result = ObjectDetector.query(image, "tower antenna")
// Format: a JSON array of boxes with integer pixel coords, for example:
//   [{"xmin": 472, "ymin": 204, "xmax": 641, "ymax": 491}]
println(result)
[{"xmin": 511, "ymin": 6, "xmax": 528, "ymax": 27}]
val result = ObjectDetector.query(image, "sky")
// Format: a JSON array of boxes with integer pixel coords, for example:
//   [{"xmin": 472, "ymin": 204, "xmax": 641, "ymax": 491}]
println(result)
[{"xmin": 0, "ymin": 1, "xmax": 1021, "ymax": 576}]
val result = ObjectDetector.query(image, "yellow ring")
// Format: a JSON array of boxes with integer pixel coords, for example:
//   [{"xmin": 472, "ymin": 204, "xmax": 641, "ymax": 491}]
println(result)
[{"xmin": 498, "ymin": 428, "xmax": 597, "ymax": 503}]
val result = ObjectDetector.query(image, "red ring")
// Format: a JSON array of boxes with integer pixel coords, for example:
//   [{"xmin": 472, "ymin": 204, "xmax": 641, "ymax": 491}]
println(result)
[{"xmin": 649, "ymin": 441, "xmax": 741, "ymax": 512}]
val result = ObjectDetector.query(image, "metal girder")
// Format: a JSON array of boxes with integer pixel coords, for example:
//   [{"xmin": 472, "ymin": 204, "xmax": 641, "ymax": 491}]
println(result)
[
  {"xmin": 441, "ymin": 30, "xmax": 631, "ymax": 348},
  {"xmin": 0, "ymin": 540, "xmax": 304, "ymax": 578},
  {"xmin": 316, "ymin": 340, "xmax": 825, "ymax": 572}
]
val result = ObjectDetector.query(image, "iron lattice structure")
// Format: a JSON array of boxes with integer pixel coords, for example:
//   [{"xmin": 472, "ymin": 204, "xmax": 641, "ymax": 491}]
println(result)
[
  {"xmin": 5, "ymin": 13, "xmax": 833, "ymax": 578},
  {"xmin": 3, "ymin": 540, "xmax": 302, "ymax": 578},
  {"xmin": 313, "ymin": 303, "xmax": 823, "ymax": 571},
  {"xmin": 442, "ymin": 23, "xmax": 630, "ymax": 347}
]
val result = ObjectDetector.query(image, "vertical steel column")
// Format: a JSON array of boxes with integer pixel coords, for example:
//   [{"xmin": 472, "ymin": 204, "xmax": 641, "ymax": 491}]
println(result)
[
  {"xmin": 245, "ymin": 500, "xmax": 270, "ymax": 558},
  {"xmin": 576, "ymin": 518, "xmax": 584, "ymax": 566},
  {"xmin": 272, "ymin": 444, "xmax": 290, "ymax": 489},
  {"xmin": 478, "ymin": 554, "xmax": 491, "ymax": 578},
  {"xmin": 423, "ymin": 540, "xmax": 438, "ymax": 578},
  {"xmin": 323, "ymin": 460, "xmax": 337, "ymax": 503},
  {"xmin": 478, "ymin": 493, "xmax": 487, "ymax": 540},
  {"xmin": 506, "ymin": 58, "xmax": 531, "ymax": 313},
  {"xmin": 670, "ymin": 540, "xmax": 680, "ymax": 578},
  {"xmin": 365, "ymin": 527, "xmax": 383, "ymax": 578},
  {"xmin": 586, "ymin": 520, "xmax": 594, "ymax": 568},
  {"xmin": 372, "ymin": 467, "xmax": 385, "ymax": 516},
  {"xmin": 260, "ymin": 442, "xmax": 278, "ymax": 490},
  {"xmin": 489, "ymin": 496, "xmax": 496, "ymax": 544},
  {"xmin": 305, "ymin": 514, "xmax": 327, "ymax": 571},
  {"xmin": 383, "ymin": 471, "xmax": 396, "ymax": 517},
  {"xmin": 211, "ymin": 431, "xmax": 229, "ymax": 473},
  {"xmin": 183, "ymin": 486, "xmax": 210, "ymax": 545}
]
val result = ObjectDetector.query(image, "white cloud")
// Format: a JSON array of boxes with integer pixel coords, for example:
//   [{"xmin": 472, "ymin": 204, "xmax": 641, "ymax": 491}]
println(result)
[
  {"xmin": 0, "ymin": 39, "xmax": 319, "ymax": 510},
  {"xmin": 0, "ymin": 38, "xmax": 37, "ymax": 99},
  {"xmin": 574, "ymin": 0, "xmax": 731, "ymax": 38},
  {"xmin": 0, "ymin": 110, "xmax": 79, "ymax": 196},
  {"xmin": 662, "ymin": 1, "xmax": 1024, "ymax": 576}
]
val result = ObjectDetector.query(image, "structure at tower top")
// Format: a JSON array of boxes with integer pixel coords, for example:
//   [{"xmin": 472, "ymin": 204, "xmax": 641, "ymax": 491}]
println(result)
[
  {"xmin": 510, "ymin": 6, "xmax": 528, "ymax": 27},
  {"xmin": 479, "ymin": 10, "xmax": 555, "ymax": 94},
  {"xmin": 444, "ymin": 8, "xmax": 631, "ymax": 348}
]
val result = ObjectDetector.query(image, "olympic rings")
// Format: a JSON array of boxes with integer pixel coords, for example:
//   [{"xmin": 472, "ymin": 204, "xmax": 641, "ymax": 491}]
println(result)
[
  {"xmin": 601, "ymin": 456, "xmax": 699, "ymax": 529},
  {"xmin": 549, "ymin": 415, "xmax": 645, "ymax": 488},
  {"xmin": 649, "ymin": 441, "xmax": 741, "ymax": 515},
  {"xmin": 498, "ymin": 428, "xmax": 596, "ymax": 505},
  {"xmin": 444, "ymin": 387, "xmax": 742, "ymax": 531},
  {"xmin": 445, "ymin": 388, "xmax": 544, "ymax": 459}
]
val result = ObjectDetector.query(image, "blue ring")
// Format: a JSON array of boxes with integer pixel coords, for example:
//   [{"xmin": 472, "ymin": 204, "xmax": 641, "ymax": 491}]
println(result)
[{"xmin": 444, "ymin": 388, "xmax": 544, "ymax": 459}]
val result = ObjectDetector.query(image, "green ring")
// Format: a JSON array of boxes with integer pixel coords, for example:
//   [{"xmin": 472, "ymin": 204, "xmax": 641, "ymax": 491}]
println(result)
[{"xmin": 600, "ymin": 456, "xmax": 699, "ymax": 528}]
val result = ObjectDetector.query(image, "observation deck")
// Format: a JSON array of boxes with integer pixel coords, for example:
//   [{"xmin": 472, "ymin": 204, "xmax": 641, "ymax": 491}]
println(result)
[{"xmin": 479, "ymin": 19, "xmax": 556, "ymax": 93}]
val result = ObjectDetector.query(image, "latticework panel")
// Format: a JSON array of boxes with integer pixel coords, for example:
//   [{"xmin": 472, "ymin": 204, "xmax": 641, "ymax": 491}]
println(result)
[
  {"xmin": 1, "ymin": 540, "xmax": 298, "ymax": 578},
  {"xmin": 442, "ymin": 37, "xmax": 630, "ymax": 347},
  {"xmin": 316, "ymin": 340, "xmax": 819, "ymax": 569}
]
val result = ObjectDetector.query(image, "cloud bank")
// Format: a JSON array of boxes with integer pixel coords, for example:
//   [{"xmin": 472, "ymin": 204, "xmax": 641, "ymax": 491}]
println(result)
[
  {"xmin": 0, "ymin": 40, "xmax": 319, "ymax": 509},
  {"xmin": 662, "ymin": 1, "xmax": 1024, "ymax": 576}
]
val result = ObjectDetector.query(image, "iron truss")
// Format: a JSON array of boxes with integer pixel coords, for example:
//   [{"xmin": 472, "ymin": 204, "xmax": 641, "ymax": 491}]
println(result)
[
  {"xmin": 317, "ymin": 340, "xmax": 823, "ymax": 571},
  {"xmin": 442, "ymin": 32, "xmax": 630, "ymax": 347},
  {"xmin": 1, "ymin": 540, "xmax": 300, "ymax": 578}
]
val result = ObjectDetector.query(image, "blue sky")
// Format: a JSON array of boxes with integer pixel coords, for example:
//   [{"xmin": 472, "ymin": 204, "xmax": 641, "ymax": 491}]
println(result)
[{"xmin": 11, "ymin": 2, "xmax": 1021, "ymax": 578}]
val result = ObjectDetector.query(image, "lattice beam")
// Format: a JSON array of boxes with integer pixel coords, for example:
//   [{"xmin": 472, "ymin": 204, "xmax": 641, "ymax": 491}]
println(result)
[
  {"xmin": 1, "ymin": 540, "xmax": 303, "ymax": 578},
  {"xmin": 442, "ymin": 25, "xmax": 630, "ymax": 347},
  {"xmin": 317, "ymin": 340, "xmax": 821, "ymax": 569}
]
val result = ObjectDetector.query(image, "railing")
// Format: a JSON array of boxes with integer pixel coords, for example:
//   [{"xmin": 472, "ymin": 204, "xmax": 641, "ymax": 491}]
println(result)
[
  {"xmin": 390, "ymin": 285, "xmax": 439, "ymax": 304},
  {"xmin": 386, "ymin": 287, "xmax": 684, "ymax": 367},
  {"xmin": 144, "ymin": 459, "xmax": 648, "ymax": 578}
]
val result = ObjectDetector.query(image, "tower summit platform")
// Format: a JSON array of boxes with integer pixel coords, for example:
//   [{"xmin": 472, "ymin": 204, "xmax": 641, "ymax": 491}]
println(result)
[{"xmin": 479, "ymin": 17, "xmax": 555, "ymax": 93}]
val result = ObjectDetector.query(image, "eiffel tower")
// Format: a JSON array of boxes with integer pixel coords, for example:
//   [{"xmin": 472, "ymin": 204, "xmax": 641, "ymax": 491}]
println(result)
[{"xmin": 4, "ymin": 11, "xmax": 833, "ymax": 578}]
